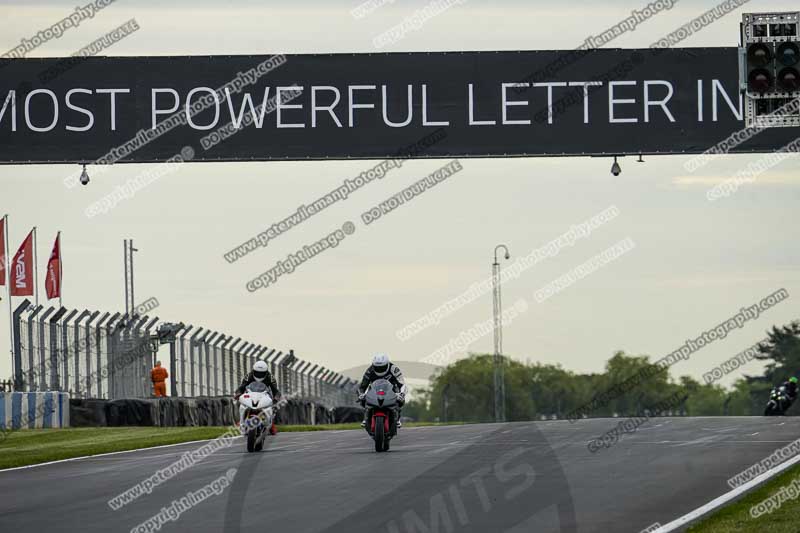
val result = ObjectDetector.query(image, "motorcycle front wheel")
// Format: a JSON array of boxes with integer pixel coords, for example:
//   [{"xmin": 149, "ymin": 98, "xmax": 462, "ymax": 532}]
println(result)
[
  {"xmin": 374, "ymin": 416, "xmax": 386, "ymax": 452},
  {"xmin": 247, "ymin": 430, "xmax": 257, "ymax": 452}
]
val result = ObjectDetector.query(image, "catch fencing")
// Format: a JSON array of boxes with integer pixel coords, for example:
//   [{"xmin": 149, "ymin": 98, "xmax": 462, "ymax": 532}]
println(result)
[{"xmin": 8, "ymin": 299, "xmax": 358, "ymax": 407}]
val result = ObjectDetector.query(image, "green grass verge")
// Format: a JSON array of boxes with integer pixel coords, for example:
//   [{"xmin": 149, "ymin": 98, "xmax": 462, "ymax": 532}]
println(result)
[
  {"xmin": 0, "ymin": 421, "xmax": 458, "ymax": 470},
  {"xmin": 689, "ymin": 462, "xmax": 800, "ymax": 532},
  {"xmin": 0, "ymin": 427, "xmax": 232, "ymax": 470}
]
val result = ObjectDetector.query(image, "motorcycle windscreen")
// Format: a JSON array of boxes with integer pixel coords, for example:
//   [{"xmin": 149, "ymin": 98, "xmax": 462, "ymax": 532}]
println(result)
[
  {"xmin": 369, "ymin": 379, "xmax": 396, "ymax": 407},
  {"xmin": 246, "ymin": 382, "xmax": 268, "ymax": 393},
  {"xmin": 371, "ymin": 379, "xmax": 395, "ymax": 395}
]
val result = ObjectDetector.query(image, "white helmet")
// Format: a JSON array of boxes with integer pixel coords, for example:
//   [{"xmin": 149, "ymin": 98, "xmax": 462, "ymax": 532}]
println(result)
[
  {"xmin": 252, "ymin": 360, "xmax": 269, "ymax": 382},
  {"xmin": 372, "ymin": 353, "xmax": 390, "ymax": 377}
]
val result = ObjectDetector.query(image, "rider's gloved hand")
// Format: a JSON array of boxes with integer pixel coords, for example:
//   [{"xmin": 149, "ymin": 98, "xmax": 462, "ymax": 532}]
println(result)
[
  {"xmin": 398, "ymin": 393, "xmax": 406, "ymax": 405},
  {"xmin": 358, "ymin": 392, "xmax": 366, "ymax": 401}
]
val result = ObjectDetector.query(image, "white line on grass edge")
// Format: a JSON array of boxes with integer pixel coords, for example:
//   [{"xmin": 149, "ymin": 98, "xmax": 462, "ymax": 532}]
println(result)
[
  {"xmin": 0, "ymin": 436, "xmax": 243, "ymax": 473},
  {"xmin": 655, "ymin": 452, "xmax": 800, "ymax": 531},
  {"xmin": 0, "ymin": 426, "xmax": 425, "ymax": 473}
]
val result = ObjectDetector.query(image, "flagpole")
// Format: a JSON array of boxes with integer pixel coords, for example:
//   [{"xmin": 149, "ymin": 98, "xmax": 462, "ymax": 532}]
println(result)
[
  {"xmin": 4, "ymin": 215, "xmax": 13, "ymax": 384},
  {"xmin": 32, "ymin": 226, "xmax": 39, "ymax": 308}
]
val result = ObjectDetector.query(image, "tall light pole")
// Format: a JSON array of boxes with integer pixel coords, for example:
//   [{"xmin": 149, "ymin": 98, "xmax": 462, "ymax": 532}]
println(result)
[
  {"xmin": 123, "ymin": 239, "xmax": 139, "ymax": 320},
  {"xmin": 493, "ymin": 244, "xmax": 510, "ymax": 423}
]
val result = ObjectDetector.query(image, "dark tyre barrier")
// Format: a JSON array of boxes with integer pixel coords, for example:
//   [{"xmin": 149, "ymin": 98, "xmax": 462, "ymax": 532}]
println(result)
[
  {"xmin": 276, "ymin": 399, "xmax": 335, "ymax": 425},
  {"xmin": 68, "ymin": 399, "xmax": 108, "ymax": 427},
  {"xmin": 69, "ymin": 397, "xmax": 345, "ymax": 427},
  {"xmin": 332, "ymin": 406, "xmax": 363, "ymax": 424}
]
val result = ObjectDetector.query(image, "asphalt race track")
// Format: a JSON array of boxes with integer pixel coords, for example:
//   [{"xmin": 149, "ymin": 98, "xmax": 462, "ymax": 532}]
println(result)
[{"xmin": 1, "ymin": 417, "xmax": 798, "ymax": 533}]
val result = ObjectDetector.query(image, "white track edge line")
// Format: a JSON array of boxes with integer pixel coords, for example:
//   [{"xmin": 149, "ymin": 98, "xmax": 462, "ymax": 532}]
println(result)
[
  {"xmin": 0, "ymin": 435, "xmax": 244, "ymax": 473},
  {"xmin": 655, "ymin": 452, "xmax": 800, "ymax": 532},
  {"xmin": 0, "ymin": 425, "xmax": 458, "ymax": 473},
  {"xmin": 0, "ymin": 426, "xmax": 450, "ymax": 474}
]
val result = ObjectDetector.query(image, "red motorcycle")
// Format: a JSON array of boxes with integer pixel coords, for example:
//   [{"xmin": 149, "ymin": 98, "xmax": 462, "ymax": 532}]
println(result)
[{"xmin": 362, "ymin": 379, "xmax": 400, "ymax": 452}]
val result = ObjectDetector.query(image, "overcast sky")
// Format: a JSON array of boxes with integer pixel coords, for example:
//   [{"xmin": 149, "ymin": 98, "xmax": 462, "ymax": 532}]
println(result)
[{"xmin": 1, "ymin": 0, "xmax": 798, "ymax": 390}]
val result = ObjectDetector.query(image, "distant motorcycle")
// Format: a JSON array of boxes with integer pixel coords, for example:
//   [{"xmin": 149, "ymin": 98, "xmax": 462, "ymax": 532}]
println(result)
[
  {"xmin": 764, "ymin": 385, "xmax": 794, "ymax": 416},
  {"xmin": 362, "ymin": 378, "xmax": 399, "ymax": 452},
  {"xmin": 238, "ymin": 381, "xmax": 276, "ymax": 452}
]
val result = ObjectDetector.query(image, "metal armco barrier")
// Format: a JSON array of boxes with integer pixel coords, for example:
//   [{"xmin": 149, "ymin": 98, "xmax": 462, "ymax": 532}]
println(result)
[{"xmin": 9, "ymin": 299, "xmax": 358, "ymax": 407}]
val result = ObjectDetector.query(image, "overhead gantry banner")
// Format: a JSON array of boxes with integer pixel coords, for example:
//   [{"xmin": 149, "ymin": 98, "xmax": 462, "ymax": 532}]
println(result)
[{"xmin": 0, "ymin": 48, "xmax": 797, "ymax": 164}]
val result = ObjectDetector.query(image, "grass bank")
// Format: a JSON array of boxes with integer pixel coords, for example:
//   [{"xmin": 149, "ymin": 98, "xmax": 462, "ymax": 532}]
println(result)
[
  {"xmin": 689, "ymin": 463, "xmax": 800, "ymax": 532},
  {"xmin": 0, "ymin": 421, "xmax": 459, "ymax": 469}
]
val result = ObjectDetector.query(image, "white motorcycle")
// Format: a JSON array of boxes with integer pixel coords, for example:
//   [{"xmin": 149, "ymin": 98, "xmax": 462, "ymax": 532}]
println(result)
[{"xmin": 238, "ymin": 381, "xmax": 276, "ymax": 452}]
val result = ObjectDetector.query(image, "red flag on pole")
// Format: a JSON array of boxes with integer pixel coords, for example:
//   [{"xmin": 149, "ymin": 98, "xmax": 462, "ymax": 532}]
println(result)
[
  {"xmin": 10, "ymin": 229, "xmax": 34, "ymax": 296},
  {"xmin": 0, "ymin": 217, "xmax": 5, "ymax": 286},
  {"xmin": 46, "ymin": 233, "xmax": 61, "ymax": 300}
]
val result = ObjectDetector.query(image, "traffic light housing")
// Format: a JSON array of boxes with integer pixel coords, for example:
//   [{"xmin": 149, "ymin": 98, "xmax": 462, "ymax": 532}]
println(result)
[{"xmin": 740, "ymin": 12, "xmax": 800, "ymax": 127}]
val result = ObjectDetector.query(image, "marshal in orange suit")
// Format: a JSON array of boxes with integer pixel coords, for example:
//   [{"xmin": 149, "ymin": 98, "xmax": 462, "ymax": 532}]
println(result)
[{"xmin": 151, "ymin": 361, "xmax": 168, "ymax": 397}]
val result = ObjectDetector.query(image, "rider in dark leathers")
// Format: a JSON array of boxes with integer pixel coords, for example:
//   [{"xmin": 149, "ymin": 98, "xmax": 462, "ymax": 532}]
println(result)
[
  {"xmin": 782, "ymin": 377, "xmax": 798, "ymax": 403},
  {"xmin": 358, "ymin": 354, "xmax": 407, "ymax": 428}
]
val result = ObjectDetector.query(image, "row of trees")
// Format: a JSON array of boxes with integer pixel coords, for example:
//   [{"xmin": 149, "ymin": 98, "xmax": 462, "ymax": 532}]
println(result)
[{"xmin": 404, "ymin": 321, "xmax": 800, "ymax": 423}]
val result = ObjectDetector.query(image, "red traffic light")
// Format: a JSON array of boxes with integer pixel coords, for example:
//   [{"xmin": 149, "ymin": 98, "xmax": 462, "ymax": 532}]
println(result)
[
  {"xmin": 778, "ymin": 67, "xmax": 800, "ymax": 91},
  {"xmin": 749, "ymin": 69, "xmax": 774, "ymax": 93}
]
